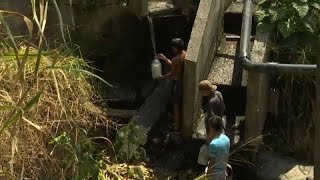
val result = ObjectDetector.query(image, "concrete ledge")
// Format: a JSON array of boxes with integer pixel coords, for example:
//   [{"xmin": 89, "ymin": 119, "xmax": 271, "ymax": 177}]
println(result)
[
  {"xmin": 134, "ymin": 79, "xmax": 172, "ymax": 133},
  {"xmin": 148, "ymin": 1, "xmax": 175, "ymax": 14},
  {"xmin": 208, "ymin": 39, "xmax": 240, "ymax": 85},
  {"xmin": 226, "ymin": 1, "xmax": 244, "ymax": 13},
  {"xmin": 106, "ymin": 109, "xmax": 137, "ymax": 119},
  {"xmin": 182, "ymin": 0, "xmax": 231, "ymax": 138}
]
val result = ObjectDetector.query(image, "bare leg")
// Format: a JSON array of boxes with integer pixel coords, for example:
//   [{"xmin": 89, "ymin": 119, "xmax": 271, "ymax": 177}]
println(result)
[
  {"xmin": 168, "ymin": 97, "xmax": 175, "ymax": 121},
  {"xmin": 168, "ymin": 112, "xmax": 174, "ymax": 120},
  {"xmin": 174, "ymin": 103, "xmax": 180, "ymax": 130}
]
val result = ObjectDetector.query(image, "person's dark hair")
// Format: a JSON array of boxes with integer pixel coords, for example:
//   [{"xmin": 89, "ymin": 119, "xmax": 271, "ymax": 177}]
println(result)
[
  {"xmin": 209, "ymin": 115, "xmax": 223, "ymax": 132},
  {"xmin": 171, "ymin": 38, "xmax": 185, "ymax": 51}
]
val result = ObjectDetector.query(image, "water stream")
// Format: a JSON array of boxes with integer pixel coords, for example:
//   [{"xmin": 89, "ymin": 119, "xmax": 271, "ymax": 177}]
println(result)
[{"xmin": 147, "ymin": 15, "xmax": 157, "ymax": 57}]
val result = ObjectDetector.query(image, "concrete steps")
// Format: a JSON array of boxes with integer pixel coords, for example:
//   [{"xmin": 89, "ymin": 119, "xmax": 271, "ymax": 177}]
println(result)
[
  {"xmin": 208, "ymin": 1, "xmax": 253, "ymax": 87},
  {"xmin": 208, "ymin": 36, "xmax": 242, "ymax": 86}
]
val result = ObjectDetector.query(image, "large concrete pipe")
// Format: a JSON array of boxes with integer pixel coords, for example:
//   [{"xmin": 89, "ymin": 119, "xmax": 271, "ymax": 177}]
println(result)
[{"xmin": 73, "ymin": 5, "xmax": 154, "ymax": 102}]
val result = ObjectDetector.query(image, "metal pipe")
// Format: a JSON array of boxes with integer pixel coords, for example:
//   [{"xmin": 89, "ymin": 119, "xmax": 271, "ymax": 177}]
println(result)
[
  {"xmin": 239, "ymin": 0, "xmax": 317, "ymax": 74},
  {"xmin": 315, "ymin": 55, "xmax": 320, "ymax": 180}
]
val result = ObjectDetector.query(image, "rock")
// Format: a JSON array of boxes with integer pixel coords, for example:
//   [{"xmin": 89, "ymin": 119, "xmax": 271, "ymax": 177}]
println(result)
[
  {"xmin": 279, "ymin": 165, "xmax": 313, "ymax": 180},
  {"xmin": 254, "ymin": 152, "xmax": 314, "ymax": 180}
]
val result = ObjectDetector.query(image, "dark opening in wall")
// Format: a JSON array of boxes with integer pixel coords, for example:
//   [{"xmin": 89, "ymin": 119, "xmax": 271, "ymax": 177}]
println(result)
[
  {"xmin": 152, "ymin": 15, "xmax": 194, "ymax": 58},
  {"xmin": 218, "ymin": 85, "xmax": 247, "ymax": 116},
  {"xmin": 224, "ymin": 12, "xmax": 257, "ymax": 36}
]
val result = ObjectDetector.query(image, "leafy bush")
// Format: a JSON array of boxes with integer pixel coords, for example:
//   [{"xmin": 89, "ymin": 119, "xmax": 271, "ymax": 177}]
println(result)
[
  {"xmin": 256, "ymin": 0, "xmax": 320, "ymax": 160},
  {"xmin": 256, "ymin": 0, "xmax": 320, "ymax": 39},
  {"xmin": 50, "ymin": 131, "xmax": 101, "ymax": 179},
  {"xmin": 114, "ymin": 121, "xmax": 147, "ymax": 163}
]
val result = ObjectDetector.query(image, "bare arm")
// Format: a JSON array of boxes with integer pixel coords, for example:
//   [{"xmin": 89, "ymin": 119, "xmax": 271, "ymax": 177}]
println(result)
[
  {"xmin": 158, "ymin": 59, "xmax": 177, "ymax": 80},
  {"xmin": 207, "ymin": 157, "xmax": 216, "ymax": 178},
  {"xmin": 162, "ymin": 57, "xmax": 172, "ymax": 65},
  {"xmin": 157, "ymin": 54, "xmax": 172, "ymax": 65}
]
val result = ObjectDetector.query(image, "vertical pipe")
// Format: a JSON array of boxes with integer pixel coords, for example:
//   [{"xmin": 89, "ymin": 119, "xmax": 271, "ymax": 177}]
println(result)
[
  {"xmin": 239, "ymin": 0, "xmax": 253, "ymax": 59},
  {"xmin": 315, "ymin": 54, "xmax": 320, "ymax": 180}
]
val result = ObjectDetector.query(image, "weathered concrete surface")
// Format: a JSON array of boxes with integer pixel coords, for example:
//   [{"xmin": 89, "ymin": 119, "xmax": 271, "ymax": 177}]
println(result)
[
  {"xmin": 148, "ymin": 1, "xmax": 175, "ymax": 13},
  {"xmin": 226, "ymin": 1, "xmax": 244, "ymax": 13},
  {"xmin": 128, "ymin": 0, "xmax": 148, "ymax": 17},
  {"xmin": 134, "ymin": 79, "xmax": 172, "ymax": 133},
  {"xmin": 74, "ymin": 6, "xmax": 156, "ymax": 103},
  {"xmin": 209, "ymin": 1, "xmax": 249, "ymax": 86},
  {"xmin": 208, "ymin": 38, "xmax": 240, "ymax": 85},
  {"xmin": 255, "ymin": 152, "xmax": 314, "ymax": 180},
  {"xmin": 182, "ymin": 0, "xmax": 226, "ymax": 138},
  {"xmin": 244, "ymin": 33, "xmax": 270, "ymax": 144}
]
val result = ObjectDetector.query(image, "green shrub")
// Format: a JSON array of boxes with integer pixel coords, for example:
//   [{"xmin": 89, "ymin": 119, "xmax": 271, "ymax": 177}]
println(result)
[
  {"xmin": 256, "ymin": 0, "xmax": 320, "ymax": 161},
  {"xmin": 114, "ymin": 121, "xmax": 147, "ymax": 163}
]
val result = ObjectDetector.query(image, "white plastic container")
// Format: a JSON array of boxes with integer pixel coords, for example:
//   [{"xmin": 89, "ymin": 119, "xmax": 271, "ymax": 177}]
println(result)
[
  {"xmin": 151, "ymin": 59, "xmax": 162, "ymax": 79},
  {"xmin": 197, "ymin": 144, "xmax": 209, "ymax": 165}
]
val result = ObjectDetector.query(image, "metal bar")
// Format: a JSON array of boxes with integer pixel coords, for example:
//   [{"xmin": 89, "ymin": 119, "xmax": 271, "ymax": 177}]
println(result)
[
  {"xmin": 239, "ymin": 0, "xmax": 317, "ymax": 74},
  {"xmin": 225, "ymin": 35, "xmax": 254, "ymax": 40},
  {"xmin": 241, "ymin": 57, "xmax": 317, "ymax": 74}
]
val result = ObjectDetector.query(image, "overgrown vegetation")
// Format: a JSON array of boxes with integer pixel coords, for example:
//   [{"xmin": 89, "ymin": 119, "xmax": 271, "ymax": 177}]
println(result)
[
  {"xmin": 256, "ymin": 0, "xmax": 320, "ymax": 160},
  {"xmin": 0, "ymin": 33, "xmax": 110, "ymax": 180},
  {"xmin": 0, "ymin": 1, "xmax": 158, "ymax": 179},
  {"xmin": 0, "ymin": 1, "xmax": 115, "ymax": 179},
  {"xmin": 114, "ymin": 121, "xmax": 147, "ymax": 163}
]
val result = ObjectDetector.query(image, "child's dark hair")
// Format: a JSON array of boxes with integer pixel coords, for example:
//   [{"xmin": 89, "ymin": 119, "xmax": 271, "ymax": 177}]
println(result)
[
  {"xmin": 171, "ymin": 38, "xmax": 185, "ymax": 51},
  {"xmin": 209, "ymin": 115, "xmax": 223, "ymax": 132}
]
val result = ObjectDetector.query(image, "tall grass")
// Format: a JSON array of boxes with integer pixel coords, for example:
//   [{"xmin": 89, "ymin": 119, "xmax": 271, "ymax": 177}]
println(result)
[{"xmin": 0, "ymin": 1, "xmax": 114, "ymax": 179}]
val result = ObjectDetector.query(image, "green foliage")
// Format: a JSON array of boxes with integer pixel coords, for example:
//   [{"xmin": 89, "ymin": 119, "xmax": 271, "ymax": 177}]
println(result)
[
  {"xmin": 49, "ymin": 130, "xmax": 102, "ymax": 180},
  {"xmin": 256, "ymin": 0, "xmax": 320, "ymax": 65},
  {"xmin": 256, "ymin": 0, "xmax": 320, "ymax": 161},
  {"xmin": 114, "ymin": 122, "xmax": 148, "ymax": 163},
  {"xmin": 256, "ymin": 0, "xmax": 320, "ymax": 39}
]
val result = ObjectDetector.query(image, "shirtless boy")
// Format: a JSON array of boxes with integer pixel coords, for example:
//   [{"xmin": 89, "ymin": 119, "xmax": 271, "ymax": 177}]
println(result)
[{"xmin": 156, "ymin": 38, "xmax": 186, "ymax": 132}]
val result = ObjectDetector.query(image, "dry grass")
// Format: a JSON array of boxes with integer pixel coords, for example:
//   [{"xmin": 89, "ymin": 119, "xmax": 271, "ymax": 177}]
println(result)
[
  {"xmin": 0, "ymin": 1, "xmax": 119, "ymax": 178},
  {"xmin": 0, "ymin": 46, "xmax": 114, "ymax": 179}
]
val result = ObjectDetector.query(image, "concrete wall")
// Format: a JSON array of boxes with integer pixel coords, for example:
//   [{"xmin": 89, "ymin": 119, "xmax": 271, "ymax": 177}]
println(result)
[
  {"xmin": 0, "ymin": 0, "xmax": 140, "ymax": 37},
  {"xmin": 128, "ymin": 0, "xmax": 148, "ymax": 17},
  {"xmin": 182, "ymin": 0, "xmax": 227, "ymax": 138},
  {"xmin": 0, "ymin": 0, "xmax": 80, "ymax": 36},
  {"xmin": 244, "ymin": 32, "xmax": 270, "ymax": 142}
]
